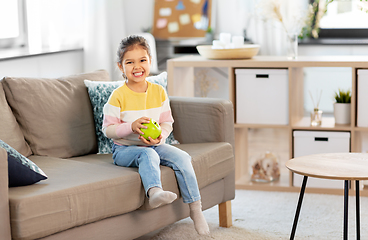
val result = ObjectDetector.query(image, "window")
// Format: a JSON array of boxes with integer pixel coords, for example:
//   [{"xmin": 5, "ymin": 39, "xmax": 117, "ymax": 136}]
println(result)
[
  {"xmin": 313, "ymin": 0, "xmax": 368, "ymax": 38},
  {"xmin": 0, "ymin": 0, "xmax": 27, "ymax": 48},
  {"xmin": 0, "ymin": 1, "xmax": 19, "ymax": 39}
]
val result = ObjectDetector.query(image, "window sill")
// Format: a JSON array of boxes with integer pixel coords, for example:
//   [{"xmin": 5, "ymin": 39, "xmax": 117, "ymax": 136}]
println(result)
[
  {"xmin": 0, "ymin": 45, "xmax": 83, "ymax": 61},
  {"xmin": 299, "ymin": 38, "xmax": 368, "ymax": 45}
]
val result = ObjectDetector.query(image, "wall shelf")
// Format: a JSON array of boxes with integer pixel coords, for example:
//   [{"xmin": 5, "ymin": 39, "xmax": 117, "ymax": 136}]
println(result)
[{"xmin": 235, "ymin": 123, "xmax": 289, "ymax": 129}]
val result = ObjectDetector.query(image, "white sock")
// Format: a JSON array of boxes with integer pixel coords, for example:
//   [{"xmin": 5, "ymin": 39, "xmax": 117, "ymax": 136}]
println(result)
[
  {"xmin": 148, "ymin": 187, "xmax": 177, "ymax": 209},
  {"xmin": 189, "ymin": 200, "xmax": 210, "ymax": 235}
]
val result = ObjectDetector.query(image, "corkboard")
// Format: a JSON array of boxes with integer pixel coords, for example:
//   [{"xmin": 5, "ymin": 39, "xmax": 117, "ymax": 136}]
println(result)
[{"xmin": 152, "ymin": 0, "xmax": 212, "ymax": 39}]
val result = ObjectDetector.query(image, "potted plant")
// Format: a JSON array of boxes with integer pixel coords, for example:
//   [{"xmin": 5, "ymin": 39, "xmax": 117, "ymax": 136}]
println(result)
[
  {"xmin": 205, "ymin": 27, "xmax": 214, "ymax": 43},
  {"xmin": 334, "ymin": 89, "xmax": 351, "ymax": 125}
]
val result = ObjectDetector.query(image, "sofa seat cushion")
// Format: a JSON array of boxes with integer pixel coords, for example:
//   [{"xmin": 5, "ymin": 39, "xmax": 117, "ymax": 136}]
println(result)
[
  {"xmin": 2, "ymin": 70, "xmax": 110, "ymax": 158},
  {"xmin": 8, "ymin": 154, "xmax": 145, "ymax": 240},
  {"xmin": 140, "ymin": 142, "xmax": 234, "ymax": 210},
  {"xmin": 176, "ymin": 142, "xmax": 234, "ymax": 189},
  {"xmin": 8, "ymin": 142, "xmax": 234, "ymax": 239}
]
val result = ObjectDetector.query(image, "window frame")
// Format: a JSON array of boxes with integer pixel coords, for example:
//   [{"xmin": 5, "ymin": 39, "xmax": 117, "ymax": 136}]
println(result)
[
  {"xmin": 0, "ymin": 0, "xmax": 27, "ymax": 49},
  {"xmin": 309, "ymin": 0, "xmax": 368, "ymax": 39},
  {"xmin": 319, "ymin": 28, "xmax": 368, "ymax": 39}
]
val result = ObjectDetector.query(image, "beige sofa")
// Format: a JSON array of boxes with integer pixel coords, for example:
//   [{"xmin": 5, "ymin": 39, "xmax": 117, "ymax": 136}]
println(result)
[{"xmin": 0, "ymin": 70, "xmax": 235, "ymax": 240}]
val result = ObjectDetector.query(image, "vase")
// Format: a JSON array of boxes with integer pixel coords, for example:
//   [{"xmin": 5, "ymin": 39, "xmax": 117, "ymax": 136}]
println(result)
[
  {"xmin": 286, "ymin": 33, "xmax": 298, "ymax": 59},
  {"xmin": 205, "ymin": 32, "xmax": 214, "ymax": 43},
  {"xmin": 310, "ymin": 108, "xmax": 322, "ymax": 126},
  {"xmin": 334, "ymin": 103, "xmax": 351, "ymax": 125}
]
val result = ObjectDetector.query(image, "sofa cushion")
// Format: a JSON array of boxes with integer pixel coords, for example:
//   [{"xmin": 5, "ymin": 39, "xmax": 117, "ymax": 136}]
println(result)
[
  {"xmin": 176, "ymin": 142, "xmax": 234, "ymax": 189},
  {"xmin": 8, "ymin": 142, "xmax": 234, "ymax": 239},
  {"xmin": 140, "ymin": 142, "xmax": 234, "ymax": 210},
  {"xmin": 0, "ymin": 140, "xmax": 47, "ymax": 187},
  {"xmin": 145, "ymin": 72, "xmax": 179, "ymax": 145},
  {"xmin": 0, "ymin": 81, "xmax": 31, "ymax": 157},
  {"xmin": 2, "ymin": 70, "xmax": 110, "ymax": 158},
  {"xmin": 84, "ymin": 80, "xmax": 125, "ymax": 154},
  {"xmin": 84, "ymin": 72, "xmax": 178, "ymax": 155},
  {"xmin": 8, "ymin": 154, "xmax": 145, "ymax": 240}
]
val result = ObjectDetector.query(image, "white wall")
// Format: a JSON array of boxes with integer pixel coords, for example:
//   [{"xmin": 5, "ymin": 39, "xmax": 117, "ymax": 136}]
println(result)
[
  {"xmin": 122, "ymin": 0, "xmax": 155, "ymax": 35},
  {"xmin": 300, "ymin": 45, "xmax": 368, "ymax": 114},
  {"xmin": 121, "ymin": 0, "xmax": 248, "ymax": 38},
  {"xmin": 0, "ymin": 50, "xmax": 83, "ymax": 79},
  {"xmin": 2, "ymin": 0, "xmax": 368, "ymax": 82}
]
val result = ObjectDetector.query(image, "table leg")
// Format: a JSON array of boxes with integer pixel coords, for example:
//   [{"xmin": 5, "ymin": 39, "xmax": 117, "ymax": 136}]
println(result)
[
  {"xmin": 344, "ymin": 180, "xmax": 349, "ymax": 240},
  {"xmin": 356, "ymin": 180, "xmax": 360, "ymax": 240},
  {"xmin": 290, "ymin": 175, "xmax": 308, "ymax": 240}
]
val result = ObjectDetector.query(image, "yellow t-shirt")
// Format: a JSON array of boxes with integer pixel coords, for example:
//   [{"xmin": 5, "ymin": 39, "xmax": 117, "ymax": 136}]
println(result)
[{"xmin": 102, "ymin": 81, "xmax": 173, "ymax": 146}]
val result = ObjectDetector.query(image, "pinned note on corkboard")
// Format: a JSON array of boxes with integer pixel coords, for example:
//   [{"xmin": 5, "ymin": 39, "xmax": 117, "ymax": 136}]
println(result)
[{"xmin": 152, "ymin": 0, "xmax": 212, "ymax": 39}]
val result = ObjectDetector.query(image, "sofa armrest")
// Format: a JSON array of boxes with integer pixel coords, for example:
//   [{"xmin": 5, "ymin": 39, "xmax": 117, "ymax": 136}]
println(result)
[
  {"xmin": 170, "ymin": 97, "xmax": 235, "ymax": 149},
  {"xmin": 0, "ymin": 147, "xmax": 11, "ymax": 240}
]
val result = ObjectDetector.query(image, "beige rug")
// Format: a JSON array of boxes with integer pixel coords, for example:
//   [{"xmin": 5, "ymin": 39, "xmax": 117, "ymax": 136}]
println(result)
[{"xmin": 140, "ymin": 189, "xmax": 368, "ymax": 240}]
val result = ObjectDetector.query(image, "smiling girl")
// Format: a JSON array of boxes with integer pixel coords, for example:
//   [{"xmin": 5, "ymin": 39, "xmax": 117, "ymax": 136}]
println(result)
[{"xmin": 102, "ymin": 35, "xmax": 209, "ymax": 235}]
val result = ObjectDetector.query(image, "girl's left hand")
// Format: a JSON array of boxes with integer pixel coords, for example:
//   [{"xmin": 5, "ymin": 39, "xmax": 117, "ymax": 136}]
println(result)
[{"xmin": 139, "ymin": 134, "xmax": 162, "ymax": 145}]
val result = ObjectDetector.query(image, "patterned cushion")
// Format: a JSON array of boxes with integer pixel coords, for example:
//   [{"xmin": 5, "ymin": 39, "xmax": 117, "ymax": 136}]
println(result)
[
  {"xmin": 147, "ymin": 71, "xmax": 168, "ymax": 88},
  {"xmin": 84, "ymin": 80, "xmax": 125, "ymax": 154},
  {"xmin": 147, "ymin": 72, "xmax": 179, "ymax": 145},
  {"xmin": 84, "ymin": 72, "xmax": 179, "ymax": 154},
  {"xmin": 1, "ymin": 139, "xmax": 48, "ymax": 187}
]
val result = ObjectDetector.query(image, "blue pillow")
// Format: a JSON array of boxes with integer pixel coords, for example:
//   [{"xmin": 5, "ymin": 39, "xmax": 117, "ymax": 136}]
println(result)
[
  {"xmin": 147, "ymin": 71, "xmax": 168, "ymax": 89},
  {"xmin": 147, "ymin": 72, "xmax": 179, "ymax": 145},
  {"xmin": 84, "ymin": 80, "xmax": 125, "ymax": 154},
  {"xmin": 0, "ymin": 139, "xmax": 48, "ymax": 187},
  {"xmin": 84, "ymin": 72, "xmax": 179, "ymax": 154}
]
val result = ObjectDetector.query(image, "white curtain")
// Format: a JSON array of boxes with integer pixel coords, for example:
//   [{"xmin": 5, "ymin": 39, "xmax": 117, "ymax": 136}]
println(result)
[
  {"xmin": 26, "ymin": 0, "xmax": 85, "ymax": 53},
  {"xmin": 25, "ymin": 0, "xmax": 126, "ymax": 79},
  {"xmin": 83, "ymin": 0, "xmax": 126, "ymax": 80}
]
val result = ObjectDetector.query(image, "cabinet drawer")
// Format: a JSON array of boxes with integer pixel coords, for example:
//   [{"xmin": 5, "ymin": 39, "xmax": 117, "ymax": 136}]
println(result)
[
  {"xmin": 235, "ymin": 69, "xmax": 288, "ymax": 125},
  {"xmin": 357, "ymin": 69, "xmax": 368, "ymax": 127},
  {"xmin": 293, "ymin": 131, "xmax": 350, "ymax": 189}
]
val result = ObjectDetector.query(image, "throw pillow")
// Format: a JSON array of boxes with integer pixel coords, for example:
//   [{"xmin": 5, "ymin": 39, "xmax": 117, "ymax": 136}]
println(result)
[
  {"xmin": 2, "ymin": 69, "xmax": 110, "ymax": 158},
  {"xmin": 84, "ymin": 71, "xmax": 179, "ymax": 154},
  {"xmin": 1, "ymin": 139, "xmax": 48, "ymax": 187},
  {"xmin": 84, "ymin": 80, "xmax": 125, "ymax": 154},
  {"xmin": 147, "ymin": 72, "xmax": 179, "ymax": 145},
  {"xmin": 147, "ymin": 71, "xmax": 168, "ymax": 89},
  {"xmin": 0, "ymin": 81, "xmax": 32, "ymax": 157}
]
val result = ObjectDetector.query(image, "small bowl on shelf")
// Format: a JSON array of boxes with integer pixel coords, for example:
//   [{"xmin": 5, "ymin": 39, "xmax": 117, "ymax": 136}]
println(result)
[{"xmin": 196, "ymin": 44, "xmax": 260, "ymax": 60}]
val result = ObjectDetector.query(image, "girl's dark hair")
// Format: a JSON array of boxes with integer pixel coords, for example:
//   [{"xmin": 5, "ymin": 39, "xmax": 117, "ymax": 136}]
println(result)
[{"xmin": 117, "ymin": 35, "xmax": 152, "ymax": 64}]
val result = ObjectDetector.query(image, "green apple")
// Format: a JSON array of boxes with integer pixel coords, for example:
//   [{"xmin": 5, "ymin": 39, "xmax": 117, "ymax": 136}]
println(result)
[{"xmin": 140, "ymin": 119, "xmax": 162, "ymax": 140}]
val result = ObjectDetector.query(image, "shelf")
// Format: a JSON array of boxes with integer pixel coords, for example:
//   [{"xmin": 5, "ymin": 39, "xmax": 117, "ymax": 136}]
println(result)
[
  {"xmin": 291, "ymin": 117, "xmax": 351, "ymax": 131},
  {"xmin": 235, "ymin": 173, "xmax": 348, "ymax": 195},
  {"xmin": 354, "ymin": 127, "xmax": 368, "ymax": 132},
  {"xmin": 235, "ymin": 123, "xmax": 290, "ymax": 129},
  {"xmin": 167, "ymin": 56, "xmax": 368, "ymax": 193},
  {"xmin": 235, "ymin": 173, "xmax": 292, "ymax": 192},
  {"xmin": 235, "ymin": 117, "xmax": 354, "ymax": 131}
]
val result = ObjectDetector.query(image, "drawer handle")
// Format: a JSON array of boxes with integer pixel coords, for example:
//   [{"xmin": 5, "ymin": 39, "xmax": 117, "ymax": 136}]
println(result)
[
  {"xmin": 256, "ymin": 74, "xmax": 269, "ymax": 78},
  {"xmin": 314, "ymin": 137, "xmax": 328, "ymax": 141}
]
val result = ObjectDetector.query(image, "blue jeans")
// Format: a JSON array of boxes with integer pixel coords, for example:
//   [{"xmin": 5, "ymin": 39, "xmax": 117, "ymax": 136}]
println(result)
[{"xmin": 112, "ymin": 143, "xmax": 201, "ymax": 203}]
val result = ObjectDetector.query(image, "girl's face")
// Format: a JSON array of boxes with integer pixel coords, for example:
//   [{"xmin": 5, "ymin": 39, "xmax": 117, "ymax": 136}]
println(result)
[{"xmin": 119, "ymin": 46, "xmax": 151, "ymax": 85}]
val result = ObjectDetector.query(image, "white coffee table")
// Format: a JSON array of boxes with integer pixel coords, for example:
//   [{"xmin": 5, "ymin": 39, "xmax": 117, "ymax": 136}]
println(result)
[{"xmin": 286, "ymin": 152, "xmax": 368, "ymax": 240}]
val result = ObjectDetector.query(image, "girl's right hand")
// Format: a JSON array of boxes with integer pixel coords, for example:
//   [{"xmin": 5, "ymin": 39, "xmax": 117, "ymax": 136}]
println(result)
[{"xmin": 131, "ymin": 117, "xmax": 150, "ymax": 135}]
